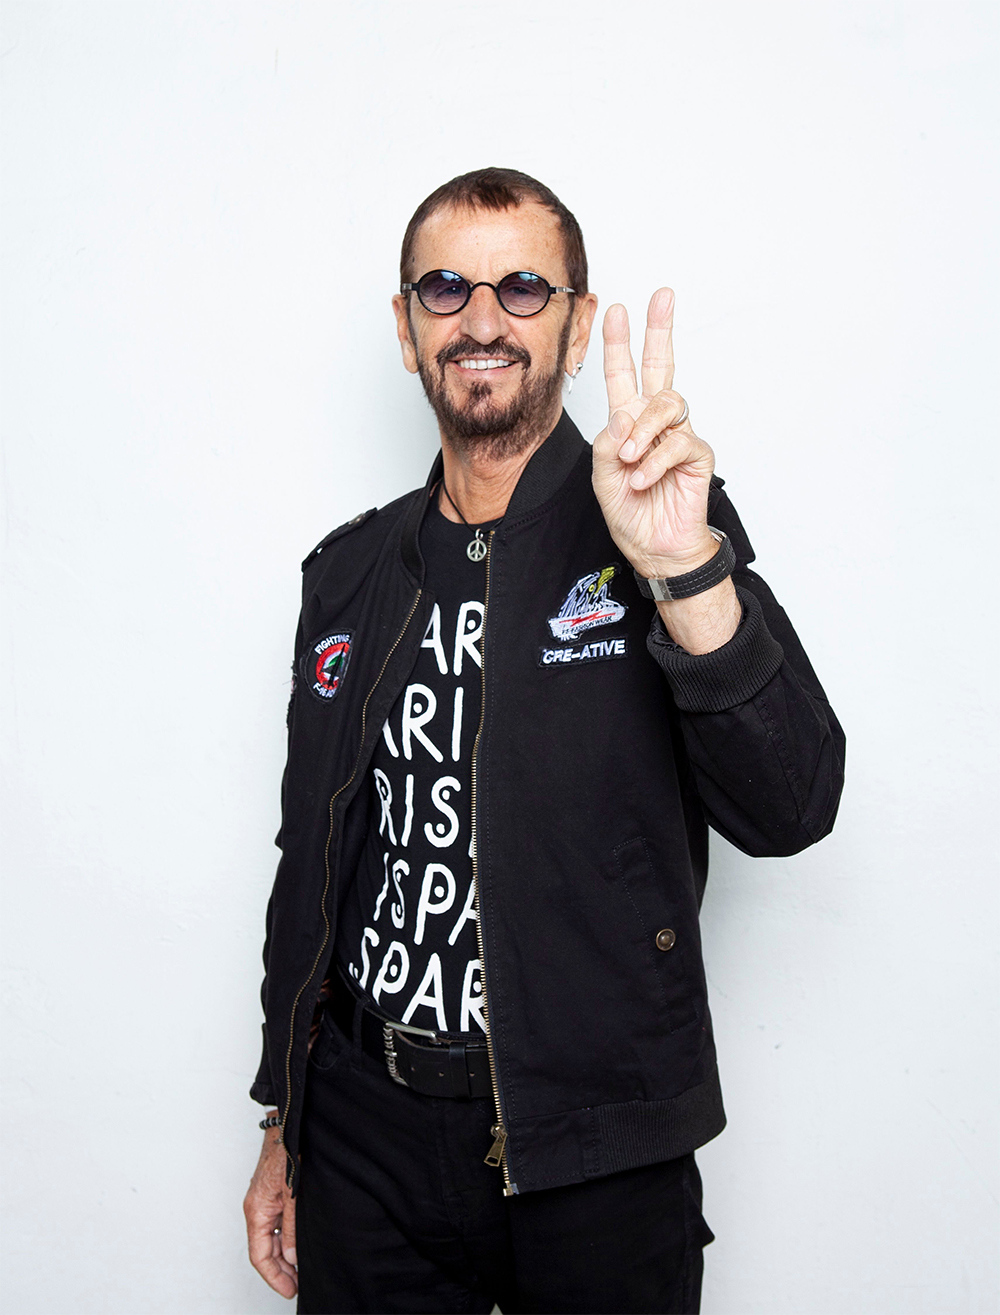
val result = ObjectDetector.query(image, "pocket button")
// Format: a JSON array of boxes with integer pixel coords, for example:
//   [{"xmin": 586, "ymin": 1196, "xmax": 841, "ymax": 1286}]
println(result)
[{"xmin": 655, "ymin": 928, "xmax": 677, "ymax": 952}]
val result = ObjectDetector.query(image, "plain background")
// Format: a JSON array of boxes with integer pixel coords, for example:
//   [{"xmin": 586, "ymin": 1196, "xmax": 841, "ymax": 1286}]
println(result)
[{"xmin": 2, "ymin": 2, "xmax": 997, "ymax": 1312}]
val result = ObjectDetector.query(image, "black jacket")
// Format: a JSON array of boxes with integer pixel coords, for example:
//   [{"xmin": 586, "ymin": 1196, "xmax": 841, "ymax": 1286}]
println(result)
[{"xmin": 252, "ymin": 412, "xmax": 845, "ymax": 1195}]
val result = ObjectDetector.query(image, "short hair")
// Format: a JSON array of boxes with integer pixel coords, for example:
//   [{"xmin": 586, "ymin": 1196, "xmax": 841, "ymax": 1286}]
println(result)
[{"xmin": 400, "ymin": 167, "xmax": 588, "ymax": 296}]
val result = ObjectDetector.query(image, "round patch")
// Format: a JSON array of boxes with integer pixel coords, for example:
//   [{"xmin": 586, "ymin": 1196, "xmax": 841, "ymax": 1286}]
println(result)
[{"xmin": 303, "ymin": 631, "xmax": 353, "ymax": 702}]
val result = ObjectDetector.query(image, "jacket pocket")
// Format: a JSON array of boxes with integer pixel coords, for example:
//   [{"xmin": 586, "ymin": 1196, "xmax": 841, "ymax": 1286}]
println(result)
[{"xmin": 612, "ymin": 837, "xmax": 699, "ymax": 1033}]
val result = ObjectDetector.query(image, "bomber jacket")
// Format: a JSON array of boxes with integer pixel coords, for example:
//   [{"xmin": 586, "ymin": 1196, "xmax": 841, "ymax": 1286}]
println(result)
[{"xmin": 252, "ymin": 411, "xmax": 845, "ymax": 1195}]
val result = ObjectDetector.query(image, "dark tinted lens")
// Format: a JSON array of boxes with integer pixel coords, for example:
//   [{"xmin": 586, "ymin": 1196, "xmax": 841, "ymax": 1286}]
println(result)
[
  {"xmin": 417, "ymin": 270, "xmax": 469, "ymax": 314},
  {"xmin": 497, "ymin": 272, "xmax": 549, "ymax": 316}
]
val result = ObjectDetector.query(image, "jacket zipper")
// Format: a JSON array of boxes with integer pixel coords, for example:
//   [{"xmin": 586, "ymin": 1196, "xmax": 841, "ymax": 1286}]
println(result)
[
  {"xmin": 471, "ymin": 531, "xmax": 516, "ymax": 1196},
  {"xmin": 280, "ymin": 588, "xmax": 423, "ymax": 1179}
]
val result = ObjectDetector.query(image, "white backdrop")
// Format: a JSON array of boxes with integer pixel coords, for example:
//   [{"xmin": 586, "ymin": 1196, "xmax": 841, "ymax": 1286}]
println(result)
[{"xmin": 2, "ymin": 3, "xmax": 997, "ymax": 1312}]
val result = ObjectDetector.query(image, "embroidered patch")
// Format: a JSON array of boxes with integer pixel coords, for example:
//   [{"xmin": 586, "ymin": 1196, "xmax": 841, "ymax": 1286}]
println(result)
[
  {"xmin": 547, "ymin": 566, "xmax": 627, "ymax": 642},
  {"xmin": 303, "ymin": 631, "xmax": 353, "ymax": 702},
  {"xmin": 538, "ymin": 636, "xmax": 629, "ymax": 667}
]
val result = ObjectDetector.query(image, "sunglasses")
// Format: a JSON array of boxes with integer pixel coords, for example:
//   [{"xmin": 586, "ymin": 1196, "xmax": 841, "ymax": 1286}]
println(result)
[{"xmin": 401, "ymin": 269, "xmax": 575, "ymax": 318}]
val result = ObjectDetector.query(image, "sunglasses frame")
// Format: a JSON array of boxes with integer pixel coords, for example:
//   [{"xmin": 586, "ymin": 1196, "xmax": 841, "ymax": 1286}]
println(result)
[{"xmin": 401, "ymin": 269, "xmax": 575, "ymax": 318}]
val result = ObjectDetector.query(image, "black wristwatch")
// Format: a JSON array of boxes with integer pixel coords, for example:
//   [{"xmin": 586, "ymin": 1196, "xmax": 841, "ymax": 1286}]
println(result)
[{"xmin": 633, "ymin": 528, "xmax": 736, "ymax": 601}]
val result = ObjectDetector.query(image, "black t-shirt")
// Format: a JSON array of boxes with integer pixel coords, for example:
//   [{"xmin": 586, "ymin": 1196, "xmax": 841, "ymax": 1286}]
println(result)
[{"xmin": 335, "ymin": 501, "xmax": 493, "ymax": 1036}]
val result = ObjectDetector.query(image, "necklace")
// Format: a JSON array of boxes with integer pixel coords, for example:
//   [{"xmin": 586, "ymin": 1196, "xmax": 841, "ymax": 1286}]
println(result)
[{"xmin": 439, "ymin": 480, "xmax": 496, "ymax": 562}]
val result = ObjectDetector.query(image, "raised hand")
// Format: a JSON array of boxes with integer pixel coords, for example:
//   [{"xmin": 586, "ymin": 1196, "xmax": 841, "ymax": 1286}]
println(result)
[{"xmin": 592, "ymin": 288, "xmax": 718, "ymax": 580}]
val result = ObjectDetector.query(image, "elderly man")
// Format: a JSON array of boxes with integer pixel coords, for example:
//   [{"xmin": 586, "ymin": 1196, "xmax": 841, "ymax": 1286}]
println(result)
[{"xmin": 244, "ymin": 167, "xmax": 845, "ymax": 1314}]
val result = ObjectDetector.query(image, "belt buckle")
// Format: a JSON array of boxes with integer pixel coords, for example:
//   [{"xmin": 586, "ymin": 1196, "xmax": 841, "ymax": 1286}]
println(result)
[{"xmin": 381, "ymin": 1017, "xmax": 440, "ymax": 1087}]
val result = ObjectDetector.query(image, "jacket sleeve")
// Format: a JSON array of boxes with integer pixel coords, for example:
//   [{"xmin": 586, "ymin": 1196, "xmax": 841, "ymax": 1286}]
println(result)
[
  {"xmin": 250, "ymin": 892, "xmax": 278, "ymax": 1106},
  {"xmin": 646, "ymin": 481, "xmax": 846, "ymax": 858},
  {"xmin": 250, "ymin": 609, "xmax": 305, "ymax": 1108}
]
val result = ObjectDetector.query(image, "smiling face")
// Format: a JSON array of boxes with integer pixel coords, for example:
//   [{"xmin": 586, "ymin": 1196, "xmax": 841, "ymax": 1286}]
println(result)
[{"xmin": 392, "ymin": 201, "xmax": 596, "ymax": 459}]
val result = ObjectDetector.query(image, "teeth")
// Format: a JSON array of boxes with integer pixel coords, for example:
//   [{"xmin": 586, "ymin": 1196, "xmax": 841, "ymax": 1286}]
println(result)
[{"xmin": 457, "ymin": 358, "xmax": 514, "ymax": 370}]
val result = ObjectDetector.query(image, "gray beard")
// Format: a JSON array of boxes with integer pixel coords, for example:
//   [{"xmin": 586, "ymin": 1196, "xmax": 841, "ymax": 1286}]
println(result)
[{"xmin": 415, "ymin": 316, "xmax": 572, "ymax": 462}]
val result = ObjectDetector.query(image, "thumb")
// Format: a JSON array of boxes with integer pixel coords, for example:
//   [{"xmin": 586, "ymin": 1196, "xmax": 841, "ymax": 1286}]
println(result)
[{"xmin": 281, "ymin": 1186, "xmax": 298, "ymax": 1268}]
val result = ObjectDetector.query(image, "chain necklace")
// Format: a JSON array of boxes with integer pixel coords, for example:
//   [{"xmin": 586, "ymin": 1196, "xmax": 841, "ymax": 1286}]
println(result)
[{"xmin": 439, "ymin": 480, "xmax": 498, "ymax": 562}]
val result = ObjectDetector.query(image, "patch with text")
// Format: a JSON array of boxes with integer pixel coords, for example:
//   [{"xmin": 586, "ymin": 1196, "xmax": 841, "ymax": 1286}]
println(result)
[
  {"xmin": 302, "ymin": 630, "xmax": 353, "ymax": 702},
  {"xmin": 538, "ymin": 635, "xmax": 629, "ymax": 668},
  {"xmin": 547, "ymin": 565, "xmax": 627, "ymax": 641}
]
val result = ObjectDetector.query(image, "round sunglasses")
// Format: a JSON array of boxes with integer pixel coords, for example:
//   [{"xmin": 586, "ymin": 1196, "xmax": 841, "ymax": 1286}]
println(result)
[{"xmin": 401, "ymin": 269, "xmax": 575, "ymax": 318}]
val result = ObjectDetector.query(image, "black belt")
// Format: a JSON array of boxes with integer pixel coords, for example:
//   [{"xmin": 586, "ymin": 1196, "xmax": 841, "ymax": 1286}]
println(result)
[{"xmin": 328, "ymin": 976, "xmax": 491, "ymax": 1100}]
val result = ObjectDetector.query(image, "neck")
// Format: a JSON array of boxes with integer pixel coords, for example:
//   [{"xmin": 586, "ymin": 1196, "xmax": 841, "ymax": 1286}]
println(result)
[{"xmin": 436, "ymin": 405, "xmax": 561, "ymax": 524}]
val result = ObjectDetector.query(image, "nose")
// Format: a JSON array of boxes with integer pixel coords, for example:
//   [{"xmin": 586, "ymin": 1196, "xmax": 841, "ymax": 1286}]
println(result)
[{"xmin": 458, "ymin": 283, "xmax": 506, "ymax": 345}]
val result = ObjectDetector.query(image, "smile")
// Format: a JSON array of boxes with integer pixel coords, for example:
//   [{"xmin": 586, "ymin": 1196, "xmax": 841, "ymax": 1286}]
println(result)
[{"xmin": 453, "ymin": 358, "xmax": 518, "ymax": 372}]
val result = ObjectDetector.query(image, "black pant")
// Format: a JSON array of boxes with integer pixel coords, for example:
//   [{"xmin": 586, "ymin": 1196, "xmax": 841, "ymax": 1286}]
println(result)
[{"xmin": 296, "ymin": 1004, "xmax": 714, "ymax": 1314}]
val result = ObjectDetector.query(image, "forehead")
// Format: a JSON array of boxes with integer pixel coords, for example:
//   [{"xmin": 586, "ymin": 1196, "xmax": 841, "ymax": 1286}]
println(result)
[{"xmin": 411, "ymin": 200, "xmax": 567, "ymax": 282}]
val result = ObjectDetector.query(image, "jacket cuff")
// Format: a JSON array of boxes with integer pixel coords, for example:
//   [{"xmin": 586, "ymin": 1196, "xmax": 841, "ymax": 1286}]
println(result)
[
  {"xmin": 647, "ymin": 586, "xmax": 784, "ymax": 713},
  {"xmin": 250, "ymin": 1079, "xmax": 277, "ymax": 1107}
]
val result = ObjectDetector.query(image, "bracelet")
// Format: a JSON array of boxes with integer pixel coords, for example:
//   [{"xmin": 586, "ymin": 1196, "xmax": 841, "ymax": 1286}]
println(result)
[
  {"xmin": 633, "ymin": 528, "xmax": 736, "ymax": 602},
  {"xmin": 259, "ymin": 1115, "xmax": 281, "ymax": 1131}
]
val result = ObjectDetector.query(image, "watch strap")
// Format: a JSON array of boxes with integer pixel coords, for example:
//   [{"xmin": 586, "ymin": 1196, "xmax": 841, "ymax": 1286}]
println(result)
[{"xmin": 633, "ymin": 528, "xmax": 736, "ymax": 601}]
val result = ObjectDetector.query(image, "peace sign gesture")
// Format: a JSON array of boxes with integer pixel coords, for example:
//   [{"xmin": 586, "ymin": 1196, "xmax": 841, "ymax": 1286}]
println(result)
[{"xmin": 592, "ymin": 288, "xmax": 718, "ymax": 581}]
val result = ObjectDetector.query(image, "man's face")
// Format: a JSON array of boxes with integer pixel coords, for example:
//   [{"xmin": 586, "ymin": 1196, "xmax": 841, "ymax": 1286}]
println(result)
[{"xmin": 392, "ymin": 201, "xmax": 593, "ymax": 458}]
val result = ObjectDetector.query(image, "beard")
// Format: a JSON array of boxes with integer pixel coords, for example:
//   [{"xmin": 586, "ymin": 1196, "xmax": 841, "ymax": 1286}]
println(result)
[{"xmin": 414, "ymin": 313, "xmax": 572, "ymax": 461}]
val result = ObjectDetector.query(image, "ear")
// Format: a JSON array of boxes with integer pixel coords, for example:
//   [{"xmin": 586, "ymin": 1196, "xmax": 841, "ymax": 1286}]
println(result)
[
  {"xmin": 391, "ymin": 294, "xmax": 420, "ymax": 374},
  {"xmin": 564, "ymin": 292, "xmax": 599, "ymax": 375}
]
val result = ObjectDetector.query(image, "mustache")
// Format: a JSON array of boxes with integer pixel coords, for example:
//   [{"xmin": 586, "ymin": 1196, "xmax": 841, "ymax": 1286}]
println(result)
[{"xmin": 436, "ymin": 338, "xmax": 531, "ymax": 369}]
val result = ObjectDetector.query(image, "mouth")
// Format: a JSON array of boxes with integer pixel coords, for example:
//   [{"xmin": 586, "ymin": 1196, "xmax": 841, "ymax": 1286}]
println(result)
[{"xmin": 451, "ymin": 356, "xmax": 520, "ymax": 375}]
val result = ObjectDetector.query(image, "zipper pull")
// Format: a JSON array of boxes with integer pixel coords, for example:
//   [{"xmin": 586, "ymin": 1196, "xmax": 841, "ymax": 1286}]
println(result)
[{"xmin": 484, "ymin": 1123, "xmax": 508, "ymax": 1167}]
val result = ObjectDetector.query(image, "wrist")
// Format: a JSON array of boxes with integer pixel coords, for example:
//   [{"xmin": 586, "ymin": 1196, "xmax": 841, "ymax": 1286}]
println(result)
[
  {"xmin": 633, "ymin": 528, "xmax": 736, "ymax": 604},
  {"xmin": 655, "ymin": 578, "xmax": 742, "ymax": 655},
  {"xmin": 632, "ymin": 530, "xmax": 721, "ymax": 581}
]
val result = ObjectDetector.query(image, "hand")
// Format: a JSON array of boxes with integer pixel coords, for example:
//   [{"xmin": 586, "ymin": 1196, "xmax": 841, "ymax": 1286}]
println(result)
[
  {"xmin": 592, "ymin": 288, "xmax": 717, "ymax": 579},
  {"xmin": 244, "ymin": 1117, "xmax": 298, "ymax": 1299}
]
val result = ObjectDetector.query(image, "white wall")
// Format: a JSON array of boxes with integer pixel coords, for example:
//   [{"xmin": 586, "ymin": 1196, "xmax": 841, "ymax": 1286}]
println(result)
[{"xmin": 2, "ymin": 3, "xmax": 996, "ymax": 1312}]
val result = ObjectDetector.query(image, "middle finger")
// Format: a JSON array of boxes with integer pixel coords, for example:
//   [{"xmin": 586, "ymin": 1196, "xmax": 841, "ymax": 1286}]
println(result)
[{"xmin": 640, "ymin": 288, "xmax": 675, "ymax": 398}]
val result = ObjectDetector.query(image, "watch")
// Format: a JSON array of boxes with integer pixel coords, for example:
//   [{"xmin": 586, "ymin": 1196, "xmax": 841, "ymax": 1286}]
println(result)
[{"xmin": 633, "ymin": 528, "xmax": 736, "ymax": 601}]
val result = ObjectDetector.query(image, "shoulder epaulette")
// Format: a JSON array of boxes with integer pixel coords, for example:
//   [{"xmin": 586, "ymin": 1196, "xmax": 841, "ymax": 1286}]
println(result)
[{"xmin": 301, "ymin": 507, "xmax": 377, "ymax": 571}]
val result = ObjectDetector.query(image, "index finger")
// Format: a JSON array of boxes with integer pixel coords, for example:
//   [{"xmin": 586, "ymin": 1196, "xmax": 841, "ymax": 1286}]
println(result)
[
  {"xmin": 602, "ymin": 303, "xmax": 638, "ymax": 412},
  {"xmin": 640, "ymin": 287, "xmax": 675, "ymax": 397}
]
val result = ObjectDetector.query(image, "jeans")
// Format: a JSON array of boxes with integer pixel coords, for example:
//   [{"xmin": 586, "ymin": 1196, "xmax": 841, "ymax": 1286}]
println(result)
[{"xmin": 295, "ymin": 1002, "xmax": 714, "ymax": 1314}]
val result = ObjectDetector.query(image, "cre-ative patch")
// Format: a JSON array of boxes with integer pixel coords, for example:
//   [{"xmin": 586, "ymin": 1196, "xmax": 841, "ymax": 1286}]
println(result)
[
  {"xmin": 538, "ymin": 635, "xmax": 629, "ymax": 668},
  {"xmin": 302, "ymin": 630, "xmax": 353, "ymax": 702},
  {"xmin": 547, "ymin": 566, "xmax": 627, "ymax": 642}
]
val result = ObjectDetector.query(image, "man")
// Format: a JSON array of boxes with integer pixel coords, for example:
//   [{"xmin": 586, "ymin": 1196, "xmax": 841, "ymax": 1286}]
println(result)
[{"xmin": 244, "ymin": 167, "xmax": 845, "ymax": 1313}]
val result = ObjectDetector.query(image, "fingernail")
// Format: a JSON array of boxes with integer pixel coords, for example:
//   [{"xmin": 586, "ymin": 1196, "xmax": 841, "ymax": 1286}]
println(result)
[
  {"xmin": 620, "ymin": 440, "xmax": 636, "ymax": 461},
  {"xmin": 630, "ymin": 470, "xmax": 645, "ymax": 488}
]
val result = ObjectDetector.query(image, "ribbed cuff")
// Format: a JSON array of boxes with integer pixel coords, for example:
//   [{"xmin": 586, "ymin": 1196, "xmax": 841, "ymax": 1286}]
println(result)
[{"xmin": 647, "ymin": 586, "xmax": 784, "ymax": 713}]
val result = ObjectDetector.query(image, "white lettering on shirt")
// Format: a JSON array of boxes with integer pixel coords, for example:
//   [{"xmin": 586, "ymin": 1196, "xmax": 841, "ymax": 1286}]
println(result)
[
  {"xmin": 421, "ymin": 604, "xmax": 449, "ymax": 674},
  {"xmin": 425, "ymin": 776, "xmax": 461, "ymax": 849},
  {"xmin": 401, "ymin": 684, "xmax": 443, "ymax": 762},
  {"xmin": 372, "ymin": 940, "xmax": 410, "ymax": 1005},
  {"xmin": 402, "ymin": 952, "xmax": 448, "ymax": 1030},
  {"xmin": 453, "ymin": 602, "xmax": 484, "ymax": 676},
  {"xmin": 414, "ymin": 862, "xmax": 456, "ymax": 945}
]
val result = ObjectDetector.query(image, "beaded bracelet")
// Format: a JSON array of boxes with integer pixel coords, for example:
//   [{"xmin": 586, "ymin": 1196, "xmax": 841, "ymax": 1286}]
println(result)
[{"xmin": 259, "ymin": 1115, "xmax": 281, "ymax": 1131}]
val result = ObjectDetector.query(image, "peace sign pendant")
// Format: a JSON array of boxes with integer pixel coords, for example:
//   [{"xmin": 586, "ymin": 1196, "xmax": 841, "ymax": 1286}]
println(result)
[{"xmin": 467, "ymin": 530, "xmax": 488, "ymax": 562}]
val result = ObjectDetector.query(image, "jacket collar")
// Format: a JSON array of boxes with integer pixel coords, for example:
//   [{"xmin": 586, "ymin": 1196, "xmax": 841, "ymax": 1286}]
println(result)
[{"xmin": 399, "ymin": 410, "xmax": 589, "ymax": 581}]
